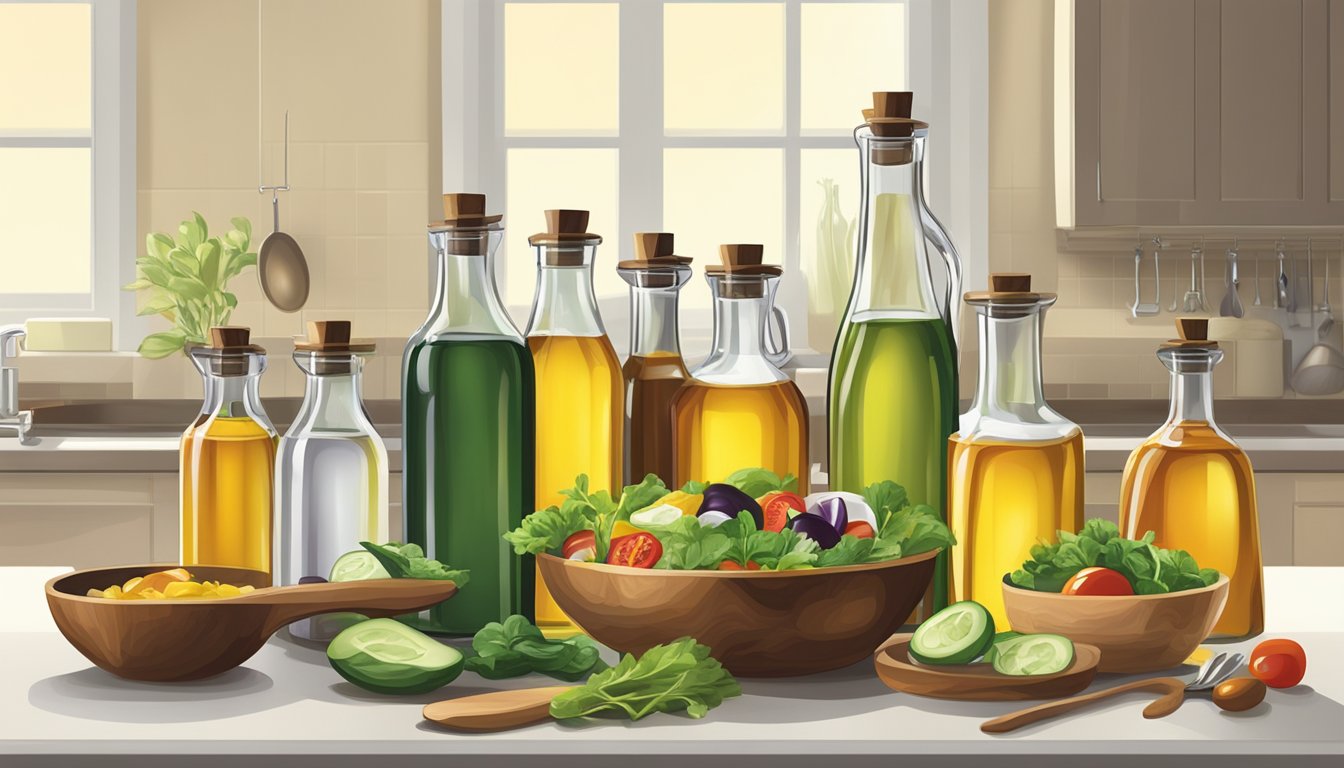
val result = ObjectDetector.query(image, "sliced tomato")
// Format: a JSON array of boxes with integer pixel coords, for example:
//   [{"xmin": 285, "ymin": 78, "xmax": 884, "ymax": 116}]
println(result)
[
  {"xmin": 605, "ymin": 532, "xmax": 663, "ymax": 568},
  {"xmin": 1062, "ymin": 566, "xmax": 1134, "ymax": 596},
  {"xmin": 759, "ymin": 491, "xmax": 806, "ymax": 532},
  {"xmin": 1250, "ymin": 638, "xmax": 1306, "ymax": 688},
  {"xmin": 561, "ymin": 530, "xmax": 596, "ymax": 561},
  {"xmin": 844, "ymin": 521, "xmax": 875, "ymax": 539},
  {"xmin": 718, "ymin": 560, "xmax": 762, "ymax": 571}
]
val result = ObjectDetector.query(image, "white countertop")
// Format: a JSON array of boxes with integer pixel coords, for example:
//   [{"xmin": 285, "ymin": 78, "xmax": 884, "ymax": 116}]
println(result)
[{"xmin": 3, "ymin": 567, "xmax": 1342, "ymax": 767}]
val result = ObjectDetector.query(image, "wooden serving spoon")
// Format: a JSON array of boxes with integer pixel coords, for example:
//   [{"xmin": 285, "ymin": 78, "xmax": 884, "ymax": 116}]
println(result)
[
  {"xmin": 980, "ymin": 677, "xmax": 1186, "ymax": 734},
  {"xmin": 423, "ymin": 686, "xmax": 576, "ymax": 732}
]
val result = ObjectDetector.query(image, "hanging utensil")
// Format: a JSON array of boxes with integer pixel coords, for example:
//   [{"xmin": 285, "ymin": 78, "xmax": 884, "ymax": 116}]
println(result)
[
  {"xmin": 1219, "ymin": 245, "xmax": 1243, "ymax": 318},
  {"xmin": 981, "ymin": 652, "xmax": 1246, "ymax": 734},
  {"xmin": 1291, "ymin": 240, "xmax": 1344, "ymax": 396},
  {"xmin": 256, "ymin": 111, "xmax": 310, "ymax": 313},
  {"xmin": 1276, "ymin": 243, "xmax": 1288, "ymax": 310},
  {"xmin": 1181, "ymin": 246, "xmax": 1205, "ymax": 314},
  {"xmin": 1253, "ymin": 255, "xmax": 1262, "ymax": 306},
  {"xmin": 1130, "ymin": 244, "xmax": 1160, "ymax": 317}
]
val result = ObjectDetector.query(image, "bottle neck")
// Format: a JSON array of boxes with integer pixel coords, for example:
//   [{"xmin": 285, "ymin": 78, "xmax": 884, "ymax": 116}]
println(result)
[
  {"xmin": 527, "ymin": 264, "xmax": 606, "ymax": 337},
  {"xmin": 1160, "ymin": 348, "xmax": 1221, "ymax": 425},
  {"xmin": 628, "ymin": 287, "xmax": 682, "ymax": 357},
  {"xmin": 848, "ymin": 132, "xmax": 942, "ymax": 321},
  {"xmin": 694, "ymin": 281, "xmax": 788, "ymax": 385},
  {"xmin": 197, "ymin": 372, "xmax": 272, "ymax": 429},
  {"xmin": 422, "ymin": 229, "xmax": 520, "ymax": 340},
  {"xmin": 972, "ymin": 309, "xmax": 1046, "ymax": 413},
  {"xmin": 291, "ymin": 369, "xmax": 373, "ymax": 435}
]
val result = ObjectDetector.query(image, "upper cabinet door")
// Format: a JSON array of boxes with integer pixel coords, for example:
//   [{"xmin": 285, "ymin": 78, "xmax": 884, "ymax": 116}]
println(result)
[{"xmin": 1072, "ymin": 0, "xmax": 1343, "ymax": 227}]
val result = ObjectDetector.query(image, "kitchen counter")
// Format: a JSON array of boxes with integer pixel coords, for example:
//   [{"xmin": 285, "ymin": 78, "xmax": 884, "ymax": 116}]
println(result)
[{"xmin": 3, "ymin": 567, "xmax": 1342, "ymax": 768}]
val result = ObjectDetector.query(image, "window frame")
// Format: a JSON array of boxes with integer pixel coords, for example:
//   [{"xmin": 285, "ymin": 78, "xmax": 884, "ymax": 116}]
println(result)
[
  {"xmin": 0, "ymin": 0, "xmax": 138, "ymax": 350},
  {"xmin": 441, "ymin": 0, "xmax": 987, "ymax": 355}
]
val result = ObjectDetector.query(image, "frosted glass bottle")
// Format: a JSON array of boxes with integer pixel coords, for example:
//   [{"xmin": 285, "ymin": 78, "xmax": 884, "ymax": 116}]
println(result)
[{"xmin": 274, "ymin": 320, "xmax": 389, "ymax": 641}]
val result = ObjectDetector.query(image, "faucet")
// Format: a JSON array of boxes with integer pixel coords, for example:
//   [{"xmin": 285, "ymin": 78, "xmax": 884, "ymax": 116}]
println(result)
[{"xmin": 0, "ymin": 326, "xmax": 32, "ymax": 441}]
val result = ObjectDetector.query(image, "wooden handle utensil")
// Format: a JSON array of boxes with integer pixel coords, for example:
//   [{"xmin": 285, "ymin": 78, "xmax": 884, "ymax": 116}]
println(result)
[
  {"xmin": 423, "ymin": 685, "xmax": 576, "ymax": 732},
  {"xmin": 980, "ymin": 677, "xmax": 1186, "ymax": 734}
]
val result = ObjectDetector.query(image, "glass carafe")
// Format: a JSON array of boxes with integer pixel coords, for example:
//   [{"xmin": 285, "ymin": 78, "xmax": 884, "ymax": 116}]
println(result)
[
  {"xmin": 526, "ymin": 209, "xmax": 624, "ymax": 633},
  {"xmin": 275, "ymin": 320, "xmax": 389, "ymax": 641},
  {"xmin": 618, "ymin": 232, "xmax": 692, "ymax": 484},
  {"xmin": 1119, "ymin": 319, "xmax": 1263, "ymax": 641},
  {"xmin": 949, "ymin": 274, "xmax": 1083, "ymax": 628},
  {"xmin": 402, "ymin": 193, "xmax": 535, "ymax": 635},
  {"xmin": 672, "ymin": 244, "xmax": 809, "ymax": 492},
  {"xmin": 182, "ymin": 326, "xmax": 278, "ymax": 579},
  {"xmin": 828, "ymin": 91, "xmax": 961, "ymax": 617}
]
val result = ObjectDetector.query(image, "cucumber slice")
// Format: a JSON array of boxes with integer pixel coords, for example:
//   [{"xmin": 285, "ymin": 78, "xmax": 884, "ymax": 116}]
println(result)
[
  {"xmin": 991, "ymin": 633, "xmax": 1074, "ymax": 676},
  {"xmin": 983, "ymin": 631, "xmax": 1024, "ymax": 664},
  {"xmin": 329, "ymin": 550, "xmax": 391, "ymax": 582},
  {"xmin": 909, "ymin": 601, "xmax": 996, "ymax": 665},
  {"xmin": 327, "ymin": 619, "xmax": 464, "ymax": 695}
]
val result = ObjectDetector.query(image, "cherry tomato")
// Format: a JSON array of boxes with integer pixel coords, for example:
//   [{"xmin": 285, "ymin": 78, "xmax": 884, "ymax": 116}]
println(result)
[
  {"xmin": 561, "ymin": 530, "xmax": 596, "ymax": 561},
  {"xmin": 605, "ymin": 532, "xmax": 663, "ymax": 568},
  {"xmin": 844, "ymin": 521, "xmax": 875, "ymax": 539},
  {"xmin": 758, "ymin": 491, "xmax": 805, "ymax": 533},
  {"xmin": 1062, "ymin": 566, "xmax": 1134, "ymax": 596},
  {"xmin": 1249, "ymin": 638, "xmax": 1306, "ymax": 688},
  {"xmin": 718, "ymin": 560, "xmax": 762, "ymax": 571}
]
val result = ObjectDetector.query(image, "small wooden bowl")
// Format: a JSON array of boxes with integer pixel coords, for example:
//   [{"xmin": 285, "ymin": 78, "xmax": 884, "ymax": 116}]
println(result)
[
  {"xmin": 46, "ymin": 564, "xmax": 459, "ymax": 682},
  {"xmin": 873, "ymin": 634, "xmax": 1100, "ymax": 701},
  {"xmin": 538, "ymin": 548, "xmax": 939, "ymax": 677},
  {"xmin": 1001, "ymin": 575, "xmax": 1230, "ymax": 673}
]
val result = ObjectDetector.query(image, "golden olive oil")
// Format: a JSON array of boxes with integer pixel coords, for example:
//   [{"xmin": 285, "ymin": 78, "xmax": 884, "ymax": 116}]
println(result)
[
  {"xmin": 181, "ymin": 416, "xmax": 277, "ymax": 577},
  {"xmin": 672, "ymin": 379, "xmax": 810, "ymax": 492}
]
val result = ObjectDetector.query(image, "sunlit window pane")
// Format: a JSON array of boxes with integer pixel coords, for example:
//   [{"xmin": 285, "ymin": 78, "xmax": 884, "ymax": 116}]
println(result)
[
  {"xmin": 504, "ymin": 148, "xmax": 620, "ymax": 307},
  {"xmin": 663, "ymin": 148, "xmax": 784, "ymax": 313},
  {"xmin": 0, "ymin": 148, "xmax": 91, "ymax": 293},
  {"xmin": 0, "ymin": 3, "xmax": 91, "ymax": 134},
  {"xmin": 800, "ymin": 149, "xmax": 861, "ymax": 350},
  {"xmin": 504, "ymin": 3, "xmax": 619, "ymax": 135},
  {"xmin": 800, "ymin": 2, "xmax": 906, "ymax": 134},
  {"xmin": 664, "ymin": 3, "xmax": 785, "ymax": 135}
]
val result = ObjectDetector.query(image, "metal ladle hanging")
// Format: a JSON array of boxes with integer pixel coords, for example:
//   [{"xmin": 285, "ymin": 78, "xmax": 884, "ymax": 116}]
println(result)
[{"xmin": 257, "ymin": 110, "xmax": 310, "ymax": 312}]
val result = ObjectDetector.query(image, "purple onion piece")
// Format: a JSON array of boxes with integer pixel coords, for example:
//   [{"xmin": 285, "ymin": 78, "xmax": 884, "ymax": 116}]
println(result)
[
  {"xmin": 808, "ymin": 496, "xmax": 849, "ymax": 533},
  {"xmin": 298, "ymin": 576, "xmax": 328, "ymax": 585},
  {"xmin": 788, "ymin": 513, "xmax": 842, "ymax": 549}
]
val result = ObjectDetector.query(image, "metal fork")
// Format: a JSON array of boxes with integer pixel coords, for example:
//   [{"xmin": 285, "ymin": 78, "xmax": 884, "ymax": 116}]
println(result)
[{"xmin": 981, "ymin": 652, "xmax": 1246, "ymax": 734}]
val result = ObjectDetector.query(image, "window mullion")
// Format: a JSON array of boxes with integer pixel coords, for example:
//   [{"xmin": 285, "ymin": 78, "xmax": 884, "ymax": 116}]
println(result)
[{"xmin": 782, "ymin": 0, "xmax": 808, "ymax": 351}]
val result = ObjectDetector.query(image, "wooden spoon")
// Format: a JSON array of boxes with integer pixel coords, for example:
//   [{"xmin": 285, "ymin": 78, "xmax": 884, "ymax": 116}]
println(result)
[
  {"xmin": 980, "ymin": 677, "xmax": 1186, "ymax": 734},
  {"xmin": 423, "ymin": 686, "xmax": 576, "ymax": 732}
]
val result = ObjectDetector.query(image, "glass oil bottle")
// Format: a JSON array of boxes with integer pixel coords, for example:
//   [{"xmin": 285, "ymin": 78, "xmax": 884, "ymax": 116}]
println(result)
[
  {"xmin": 672, "ymin": 244, "xmax": 809, "ymax": 492},
  {"xmin": 1119, "ymin": 318, "xmax": 1263, "ymax": 640},
  {"xmin": 403, "ymin": 193, "xmax": 535, "ymax": 634},
  {"xmin": 182, "ymin": 326, "xmax": 278, "ymax": 578},
  {"xmin": 948, "ymin": 273, "xmax": 1083, "ymax": 628},
  {"xmin": 828, "ymin": 91, "xmax": 961, "ymax": 617},
  {"xmin": 618, "ymin": 232, "xmax": 692, "ymax": 484},
  {"xmin": 275, "ymin": 320, "xmax": 389, "ymax": 641},
  {"xmin": 525, "ymin": 209, "xmax": 623, "ymax": 633}
]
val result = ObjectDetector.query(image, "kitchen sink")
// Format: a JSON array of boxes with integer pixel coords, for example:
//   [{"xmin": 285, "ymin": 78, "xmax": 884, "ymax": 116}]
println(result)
[{"xmin": 25, "ymin": 399, "xmax": 404, "ymax": 439}]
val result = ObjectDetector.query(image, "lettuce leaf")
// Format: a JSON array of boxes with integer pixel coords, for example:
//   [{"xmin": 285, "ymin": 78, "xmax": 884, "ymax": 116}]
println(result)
[{"xmin": 1008, "ymin": 518, "xmax": 1221, "ymax": 594}]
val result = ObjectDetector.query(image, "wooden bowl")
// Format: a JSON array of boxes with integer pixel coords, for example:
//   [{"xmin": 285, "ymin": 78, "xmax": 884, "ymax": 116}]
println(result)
[
  {"xmin": 873, "ymin": 633, "xmax": 1100, "ymax": 701},
  {"xmin": 46, "ymin": 564, "xmax": 459, "ymax": 682},
  {"xmin": 538, "ymin": 548, "xmax": 939, "ymax": 677},
  {"xmin": 1001, "ymin": 574, "xmax": 1230, "ymax": 673}
]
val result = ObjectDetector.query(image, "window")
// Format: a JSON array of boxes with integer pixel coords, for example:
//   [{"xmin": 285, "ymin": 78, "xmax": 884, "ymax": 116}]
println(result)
[
  {"xmin": 0, "ymin": 0, "xmax": 135, "ymax": 346},
  {"xmin": 443, "ymin": 0, "xmax": 985, "ymax": 358}
]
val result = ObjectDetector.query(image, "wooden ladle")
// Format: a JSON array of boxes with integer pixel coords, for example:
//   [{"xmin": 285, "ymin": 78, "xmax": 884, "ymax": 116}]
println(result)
[
  {"xmin": 424, "ymin": 686, "xmax": 577, "ymax": 732},
  {"xmin": 46, "ymin": 564, "xmax": 458, "ymax": 682},
  {"xmin": 980, "ymin": 677, "xmax": 1186, "ymax": 734}
]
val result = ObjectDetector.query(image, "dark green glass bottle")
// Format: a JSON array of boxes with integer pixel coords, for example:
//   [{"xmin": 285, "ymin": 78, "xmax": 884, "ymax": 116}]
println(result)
[{"xmin": 400, "ymin": 194, "xmax": 535, "ymax": 635}]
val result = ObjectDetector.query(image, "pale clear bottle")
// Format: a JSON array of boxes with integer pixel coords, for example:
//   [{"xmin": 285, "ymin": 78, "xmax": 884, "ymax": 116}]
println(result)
[
  {"xmin": 182, "ymin": 326, "xmax": 278, "ymax": 579},
  {"xmin": 948, "ymin": 274, "xmax": 1083, "ymax": 628},
  {"xmin": 618, "ymin": 232, "xmax": 692, "ymax": 484},
  {"xmin": 672, "ymin": 244, "xmax": 808, "ymax": 492},
  {"xmin": 828, "ymin": 92, "xmax": 961, "ymax": 618},
  {"xmin": 1119, "ymin": 320, "xmax": 1263, "ymax": 641},
  {"xmin": 274, "ymin": 321, "xmax": 389, "ymax": 641},
  {"xmin": 526, "ymin": 209, "xmax": 623, "ymax": 633}
]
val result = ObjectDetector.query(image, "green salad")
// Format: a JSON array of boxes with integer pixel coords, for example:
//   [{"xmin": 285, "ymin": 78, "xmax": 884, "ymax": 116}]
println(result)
[
  {"xmin": 1010, "ymin": 519, "xmax": 1220, "ymax": 595},
  {"xmin": 503, "ymin": 469, "xmax": 954, "ymax": 572}
]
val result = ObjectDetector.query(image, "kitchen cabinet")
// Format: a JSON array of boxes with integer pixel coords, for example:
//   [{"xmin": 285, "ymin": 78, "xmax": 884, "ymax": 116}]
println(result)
[{"xmin": 1072, "ymin": 0, "xmax": 1344, "ymax": 226}]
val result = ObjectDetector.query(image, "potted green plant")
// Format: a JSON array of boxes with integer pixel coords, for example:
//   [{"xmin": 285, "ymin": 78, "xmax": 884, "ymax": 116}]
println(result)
[{"xmin": 122, "ymin": 213, "xmax": 257, "ymax": 358}]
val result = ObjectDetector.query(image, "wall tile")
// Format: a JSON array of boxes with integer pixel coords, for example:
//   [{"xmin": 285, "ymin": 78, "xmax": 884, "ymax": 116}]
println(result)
[
  {"xmin": 323, "ymin": 237, "xmax": 359, "ymax": 308},
  {"xmin": 385, "ymin": 143, "xmax": 430, "ymax": 192},
  {"xmin": 356, "ymin": 192, "xmax": 390, "ymax": 236},
  {"xmin": 323, "ymin": 191, "xmax": 358, "ymax": 237},
  {"xmin": 325, "ymin": 143, "xmax": 358, "ymax": 190},
  {"xmin": 355, "ymin": 238, "xmax": 391, "ymax": 310},
  {"xmin": 356, "ymin": 144, "xmax": 388, "ymax": 190},
  {"xmin": 989, "ymin": 188, "xmax": 1011, "ymax": 234}
]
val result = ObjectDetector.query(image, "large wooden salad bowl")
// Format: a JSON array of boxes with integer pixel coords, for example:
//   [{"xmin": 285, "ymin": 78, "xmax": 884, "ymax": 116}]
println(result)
[
  {"xmin": 539, "ymin": 548, "xmax": 940, "ymax": 677},
  {"xmin": 46, "ymin": 564, "xmax": 459, "ymax": 682},
  {"xmin": 1001, "ymin": 574, "xmax": 1230, "ymax": 673}
]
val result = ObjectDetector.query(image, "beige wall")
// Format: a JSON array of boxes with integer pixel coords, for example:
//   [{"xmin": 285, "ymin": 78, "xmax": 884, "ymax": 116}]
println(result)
[{"xmin": 133, "ymin": 0, "xmax": 440, "ymax": 399}]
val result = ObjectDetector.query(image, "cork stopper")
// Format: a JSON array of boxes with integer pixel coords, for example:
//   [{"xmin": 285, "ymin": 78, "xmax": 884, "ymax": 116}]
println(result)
[
  {"xmin": 293, "ymin": 320, "xmax": 376, "ymax": 353},
  {"xmin": 617, "ymin": 232, "xmax": 693, "ymax": 271},
  {"xmin": 430, "ymin": 193, "xmax": 502, "ymax": 255},
  {"xmin": 529, "ymin": 209, "xmax": 602, "ymax": 265},
  {"xmin": 964, "ymin": 272, "xmax": 1056, "ymax": 305},
  {"xmin": 194, "ymin": 326, "xmax": 264, "ymax": 376},
  {"xmin": 865, "ymin": 91, "xmax": 927, "ymax": 165},
  {"xmin": 705, "ymin": 244, "xmax": 781, "ymax": 298},
  {"xmin": 1163, "ymin": 317, "xmax": 1219, "ymax": 349}
]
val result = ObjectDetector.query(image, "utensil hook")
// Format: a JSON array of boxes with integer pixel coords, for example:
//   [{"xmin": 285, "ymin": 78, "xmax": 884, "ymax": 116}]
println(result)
[{"xmin": 258, "ymin": 110, "xmax": 291, "ymax": 232}]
